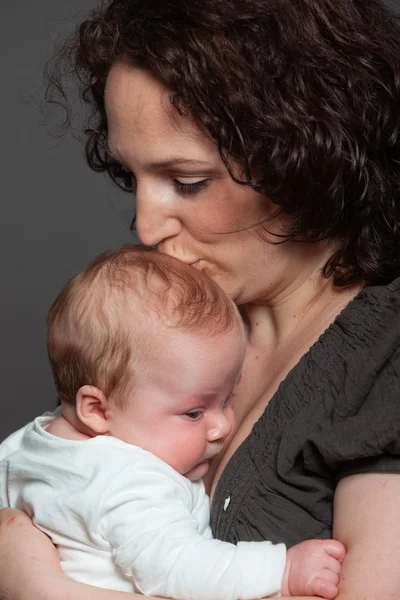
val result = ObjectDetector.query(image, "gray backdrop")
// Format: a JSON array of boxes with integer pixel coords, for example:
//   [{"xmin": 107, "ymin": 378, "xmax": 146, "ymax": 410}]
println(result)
[
  {"xmin": 1, "ymin": 1, "xmax": 135, "ymax": 441},
  {"xmin": 1, "ymin": 0, "xmax": 400, "ymax": 442}
]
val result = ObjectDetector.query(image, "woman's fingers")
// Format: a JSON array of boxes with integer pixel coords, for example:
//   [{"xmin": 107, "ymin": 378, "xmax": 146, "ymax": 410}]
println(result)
[
  {"xmin": 0, "ymin": 508, "xmax": 63, "ymax": 600},
  {"xmin": 0, "ymin": 506, "xmax": 31, "ymax": 526}
]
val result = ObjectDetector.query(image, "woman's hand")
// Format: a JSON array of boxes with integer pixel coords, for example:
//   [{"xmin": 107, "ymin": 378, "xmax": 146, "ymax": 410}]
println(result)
[
  {"xmin": 0, "ymin": 508, "xmax": 149, "ymax": 600},
  {"xmin": 0, "ymin": 508, "xmax": 64, "ymax": 600}
]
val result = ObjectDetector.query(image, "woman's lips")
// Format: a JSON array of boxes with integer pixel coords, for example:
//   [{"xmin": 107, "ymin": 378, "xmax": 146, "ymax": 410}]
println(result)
[{"xmin": 190, "ymin": 260, "xmax": 202, "ymax": 269}]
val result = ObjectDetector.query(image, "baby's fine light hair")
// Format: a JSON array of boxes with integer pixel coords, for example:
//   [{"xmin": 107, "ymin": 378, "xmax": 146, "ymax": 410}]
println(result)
[{"xmin": 47, "ymin": 246, "xmax": 237, "ymax": 406}]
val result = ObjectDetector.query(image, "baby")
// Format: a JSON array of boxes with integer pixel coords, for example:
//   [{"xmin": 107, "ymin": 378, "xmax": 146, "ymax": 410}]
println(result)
[{"xmin": 0, "ymin": 246, "xmax": 344, "ymax": 599}]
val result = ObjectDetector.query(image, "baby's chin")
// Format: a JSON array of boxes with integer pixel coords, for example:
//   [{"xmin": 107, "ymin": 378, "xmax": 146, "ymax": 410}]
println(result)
[{"xmin": 183, "ymin": 459, "xmax": 210, "ymax": 482}]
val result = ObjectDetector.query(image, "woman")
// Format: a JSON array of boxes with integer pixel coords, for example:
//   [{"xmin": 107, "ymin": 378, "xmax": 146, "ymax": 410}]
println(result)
[{"xmin": 1, "ymin": 0, "xmax": 400, "ymax": 598}]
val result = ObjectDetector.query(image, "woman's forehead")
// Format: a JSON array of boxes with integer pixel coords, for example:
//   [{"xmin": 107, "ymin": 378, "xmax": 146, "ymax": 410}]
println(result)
[
  {"xmin": 105, "ymin": 63, "xmax": 166, "ymax": 126},
  {"xmin": 105, "ymin": 63, "xmax": 217, "ymax": 167}
]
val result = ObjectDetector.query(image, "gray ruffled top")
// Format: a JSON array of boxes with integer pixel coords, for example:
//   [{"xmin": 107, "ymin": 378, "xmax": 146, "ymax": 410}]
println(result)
[{"xmin": 211, "ymin": 277, "xmax": 400, "ymax": 547}]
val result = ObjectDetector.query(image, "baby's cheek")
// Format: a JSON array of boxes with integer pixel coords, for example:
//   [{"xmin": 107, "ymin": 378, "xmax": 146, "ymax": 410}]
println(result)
[{"xmin": 171, "ymin": 430, "xmax": 207, "ymax": 474}]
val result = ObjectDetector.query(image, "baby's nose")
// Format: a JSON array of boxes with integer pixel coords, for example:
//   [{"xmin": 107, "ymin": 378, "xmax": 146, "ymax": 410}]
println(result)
[{"xmin": 207, "ymin": 412, "xmax": 233, "ymax": 443}]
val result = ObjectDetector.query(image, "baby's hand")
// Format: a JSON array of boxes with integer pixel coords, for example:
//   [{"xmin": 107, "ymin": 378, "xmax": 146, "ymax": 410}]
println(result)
[{"xmin": 281, "ymin": 539, "xmax": 345, "ymax": 598}]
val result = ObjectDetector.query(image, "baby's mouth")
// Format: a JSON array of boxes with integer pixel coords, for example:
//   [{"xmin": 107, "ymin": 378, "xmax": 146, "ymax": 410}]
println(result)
[{"xmin": 202, "ymin": 447, "xmax": 224, "ymax": 463}]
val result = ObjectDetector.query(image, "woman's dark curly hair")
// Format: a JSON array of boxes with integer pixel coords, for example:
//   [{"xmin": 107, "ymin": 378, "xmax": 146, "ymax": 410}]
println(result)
[{"xmin": 47, "ymin": 0, "xmax": 400, "ymax": 285}]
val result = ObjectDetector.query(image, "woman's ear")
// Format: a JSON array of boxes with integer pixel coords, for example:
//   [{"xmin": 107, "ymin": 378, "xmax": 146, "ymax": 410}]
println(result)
[{"xmin": 76, "ymin": 385, "xmax": 110, "ymax": 435}]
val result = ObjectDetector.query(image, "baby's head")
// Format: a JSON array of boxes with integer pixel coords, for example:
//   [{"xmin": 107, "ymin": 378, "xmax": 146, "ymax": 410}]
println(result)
[{"xmin": 47, "ymin": 246, "xmax": 246, "ymax": 480}]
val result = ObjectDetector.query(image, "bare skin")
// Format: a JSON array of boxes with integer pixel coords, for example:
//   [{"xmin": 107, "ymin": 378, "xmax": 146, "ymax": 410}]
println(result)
[{"xmin": 1, "ymin": 63, "xmax": 400, "ymax": 600}]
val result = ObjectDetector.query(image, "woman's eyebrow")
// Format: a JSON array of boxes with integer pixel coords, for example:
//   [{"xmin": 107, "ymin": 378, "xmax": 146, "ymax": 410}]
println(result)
[
  {"xmin": 143, "ymin": 157, "xmax": 211, "ymax": 169},
  {"xmin": 106, "ymin": 145, "xmax": 210, "ymax": 170}
]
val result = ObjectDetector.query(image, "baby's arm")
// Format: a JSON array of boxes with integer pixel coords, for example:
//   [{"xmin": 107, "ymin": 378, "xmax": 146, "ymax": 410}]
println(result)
[
  {"xmin": 101, "ymin": 463, "xmax": 284, "ymax": 600},
  {"xmin": 100, "ymin": 463, "xmax": 344, "ymax": 600}
]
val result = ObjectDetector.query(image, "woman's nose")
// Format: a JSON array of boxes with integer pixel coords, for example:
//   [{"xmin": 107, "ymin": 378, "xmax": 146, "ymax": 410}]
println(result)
[
  {"xmin": 207, "ymin": 410, "xmax": 233, "ymax": 444},
  {"xmin": 134, "ymin": 182, "xmax": 182, "ymax": 247}
]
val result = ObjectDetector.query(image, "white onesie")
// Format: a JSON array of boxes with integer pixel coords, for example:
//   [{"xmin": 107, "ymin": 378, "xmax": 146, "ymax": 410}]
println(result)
[{"xmin": 0, "ymin": 413, "xmax": 286, "ymax": 600}]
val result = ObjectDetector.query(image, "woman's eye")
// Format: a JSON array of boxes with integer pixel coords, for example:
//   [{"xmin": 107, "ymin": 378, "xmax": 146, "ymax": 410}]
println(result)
[
  {"xmin": 184, "ymin": 410, "xmax": 202, "ymax": 420},
  {"xmin": 174, "ymin": 178, "xmax": 209, "ymax": 195}
]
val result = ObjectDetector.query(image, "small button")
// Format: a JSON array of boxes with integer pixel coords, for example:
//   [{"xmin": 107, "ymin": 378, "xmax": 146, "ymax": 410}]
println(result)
[{"xmin": 223, "ymin": 496, "xmax": 231, "ymax": 511}]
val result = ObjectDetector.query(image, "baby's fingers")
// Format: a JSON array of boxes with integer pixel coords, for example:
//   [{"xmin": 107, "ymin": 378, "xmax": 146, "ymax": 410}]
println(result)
[
  {"xmin": 310, "ymin": 576, "xmax": 339, "ymax": 600},
  {"xmin": 323, "ymin": 540, "xmax": 346, "ymax": 562},
  {"xmin": 322, "ymin": 554, "xmax": 343, "ymax": 575}
]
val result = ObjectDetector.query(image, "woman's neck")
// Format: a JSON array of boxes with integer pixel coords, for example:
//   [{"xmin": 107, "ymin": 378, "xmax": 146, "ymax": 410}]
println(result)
[{"xmin": 242, "ymin": 274, "xmax": 363, "ymax": 352}]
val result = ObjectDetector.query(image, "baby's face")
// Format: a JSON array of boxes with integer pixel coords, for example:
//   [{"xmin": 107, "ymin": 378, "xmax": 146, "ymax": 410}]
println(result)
[{"xmin": 107, "ymin": 318, "xmax": 246, "ymax": 481}]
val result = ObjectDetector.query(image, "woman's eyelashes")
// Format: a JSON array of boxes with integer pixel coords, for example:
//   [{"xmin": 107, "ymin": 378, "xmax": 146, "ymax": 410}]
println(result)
[
  {"xmin": 174, "ymin": 178, "xmax": 209, "ymax": 195},
  {"xmin": 121, "ymin": 168, "xmax": 210, "ymax": 196}
]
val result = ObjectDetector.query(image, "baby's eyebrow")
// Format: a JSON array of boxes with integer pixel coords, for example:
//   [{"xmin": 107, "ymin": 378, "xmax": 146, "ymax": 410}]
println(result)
[{"xmin": 177, "ymin": 392, "xmax": 217, "ymax": 409}]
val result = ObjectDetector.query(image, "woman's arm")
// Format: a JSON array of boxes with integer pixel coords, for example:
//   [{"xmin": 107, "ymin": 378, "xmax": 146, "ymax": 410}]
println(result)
[
  {"xmin": 331, "ymin": 471, "xmax": 400, "ymax": 599},
  {"xmin": 0, "ymin": 509, "xmax": 143, "ymax": 600},
  {"xmin": 279, "ymin": 471, "xmax": 400, "ymax": 600}
]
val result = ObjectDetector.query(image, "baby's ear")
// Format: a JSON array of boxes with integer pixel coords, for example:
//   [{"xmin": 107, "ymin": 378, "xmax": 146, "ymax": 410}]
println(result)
[{"xmin": 76, "ymin": 385, "xmax": 109, "ymax": 434}]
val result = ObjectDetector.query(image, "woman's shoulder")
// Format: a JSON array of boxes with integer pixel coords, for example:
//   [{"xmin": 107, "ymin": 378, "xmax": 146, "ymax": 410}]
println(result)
[
  {"xmin": 312, "ymin": 274, "xmax": 400, "ymax": 387},
  {"xmin": 350, "ymin": 274, "xmax": 400, "ymax": 321},
  {"xmin": 334, "ymin": 274, "xmax": 400, "ymax": 348},
  {"xmin": 294, "ymin": 275, "xmax": 400, "ymax": 475}
]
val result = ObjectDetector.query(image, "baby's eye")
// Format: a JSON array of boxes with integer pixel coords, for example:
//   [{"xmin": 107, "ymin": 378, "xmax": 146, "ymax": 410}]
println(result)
[{"xmin": 184, "ymin": 410, "xmax": 202, "ymax": 420}]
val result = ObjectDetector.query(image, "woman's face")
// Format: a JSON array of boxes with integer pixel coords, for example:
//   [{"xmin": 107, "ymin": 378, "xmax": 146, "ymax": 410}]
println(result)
[{"xmin": 105, "ymin": 63, "xmax": 316, "ymax": 304}]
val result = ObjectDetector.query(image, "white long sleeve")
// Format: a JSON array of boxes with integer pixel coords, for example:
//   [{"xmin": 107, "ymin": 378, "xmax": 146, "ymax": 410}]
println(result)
[
  {"xmin": 100, "ymin": 462, "xmax": 286, "ymax": 600},
  {"xmin": 0, "ymin": 414, "xmax": 286, "ymax": 599}
]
